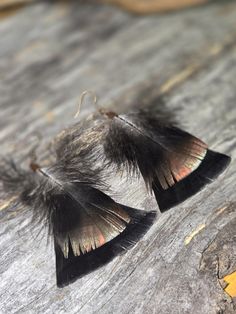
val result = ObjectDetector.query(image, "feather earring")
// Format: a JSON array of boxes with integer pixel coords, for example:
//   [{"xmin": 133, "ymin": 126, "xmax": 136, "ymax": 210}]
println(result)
[
  {"xmin": 0, "ymin": 109, "xmax": 156, "ymax": 288},
  {"xmin": 83, "ymin": 101, "xmax": 231, "ymax": 212}
]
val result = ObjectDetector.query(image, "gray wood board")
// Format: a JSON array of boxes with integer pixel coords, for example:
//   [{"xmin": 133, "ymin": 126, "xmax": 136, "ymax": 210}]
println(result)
[{"xmin": 0, "ymin": 1, "xmax": 236, "ymax": 313}]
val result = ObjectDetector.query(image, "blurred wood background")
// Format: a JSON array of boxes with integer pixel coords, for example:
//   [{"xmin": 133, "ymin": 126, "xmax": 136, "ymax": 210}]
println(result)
[
  {"xmin": 0, "ymin": 0, "xmax": 236, "ymax": 313},
  {"xmin": 99, "ymin": 0, "xmax": 209, "ymax": 14}
]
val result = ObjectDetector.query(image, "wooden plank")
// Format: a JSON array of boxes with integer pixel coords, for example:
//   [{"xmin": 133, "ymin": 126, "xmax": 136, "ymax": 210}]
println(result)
[
  {"xmin": 0, "ymin": 1, "xmax": 236, "ymax": 313},
  {"xmin": 99, "ymin": 0, "xmax": 208, "ymax": 14}
]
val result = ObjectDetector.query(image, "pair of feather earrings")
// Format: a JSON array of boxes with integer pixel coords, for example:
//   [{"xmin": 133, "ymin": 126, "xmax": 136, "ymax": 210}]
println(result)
[{"xmin": 0, "ymin": 92, "xmax": 231, "ymax": 287}]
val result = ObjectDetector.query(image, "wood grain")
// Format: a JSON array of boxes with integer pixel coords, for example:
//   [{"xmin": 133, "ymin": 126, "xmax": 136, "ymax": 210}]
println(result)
[{"xmin": 0, "ymin": 1, "xmax": 236, "ymax": 313}]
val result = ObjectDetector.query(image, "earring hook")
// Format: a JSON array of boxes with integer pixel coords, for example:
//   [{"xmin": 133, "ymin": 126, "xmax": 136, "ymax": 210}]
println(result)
[{"xmin": 74, "ymin": 90, "xmax": 98, "ymax": 118}]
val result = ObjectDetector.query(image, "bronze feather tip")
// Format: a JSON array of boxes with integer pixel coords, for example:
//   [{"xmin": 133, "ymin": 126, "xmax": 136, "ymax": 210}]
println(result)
[{"xmin": 153, "ymin": 150, "xmax": 231, "ymax": 212}]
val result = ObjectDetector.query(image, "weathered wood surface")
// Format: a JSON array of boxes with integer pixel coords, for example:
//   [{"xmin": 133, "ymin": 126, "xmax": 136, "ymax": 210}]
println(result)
[{"xmin": 0, "ymin": 1, "xmax": 236, "ymax": 313}]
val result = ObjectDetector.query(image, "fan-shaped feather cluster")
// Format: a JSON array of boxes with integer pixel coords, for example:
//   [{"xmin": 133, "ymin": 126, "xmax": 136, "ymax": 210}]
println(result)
[{"xmin": 0, "ymin": 102, "xmax": 230, "ymax": 287}]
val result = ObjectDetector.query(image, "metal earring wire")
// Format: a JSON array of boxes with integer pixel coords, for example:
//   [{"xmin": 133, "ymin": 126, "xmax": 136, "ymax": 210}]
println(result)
[{"xmin": 74, "ymin": 90, "xmax": 98, "ymax": 118}]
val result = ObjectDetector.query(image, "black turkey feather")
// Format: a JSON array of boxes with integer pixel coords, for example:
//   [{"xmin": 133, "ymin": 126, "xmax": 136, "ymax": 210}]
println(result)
[
  {"xmin": 0, "ymin": 117, "xmax": 156, "ymax": 287},
  {"xmin": 101, "ymin": 109, "xmax": 231, "ymax": 211}
]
